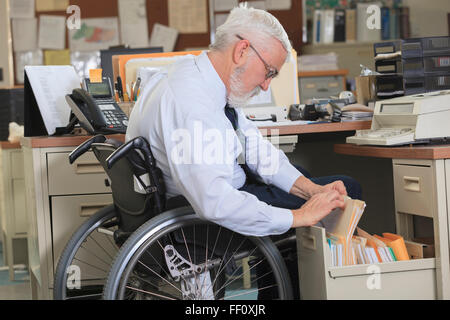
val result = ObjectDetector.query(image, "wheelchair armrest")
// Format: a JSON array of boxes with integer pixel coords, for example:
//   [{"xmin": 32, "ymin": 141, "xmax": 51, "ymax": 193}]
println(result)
[
  {"xmin": 106, "ymin": 136, "xmax": 154, "ymax": 170},
  {"xmin": 69, "ymin": 134, "xmax": 107, "ymax": 164}
]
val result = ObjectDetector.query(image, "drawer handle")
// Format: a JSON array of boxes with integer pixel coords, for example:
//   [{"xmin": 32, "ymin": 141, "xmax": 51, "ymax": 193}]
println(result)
[
  {"xmin": 75, "ymin": 161, "xmax": 104, "ymax": 174},
  {"xmin": 300, "ymin": 233, "xmax": 316, "ymax": 251},
  {"xmin": 317, "ymin": 88, "xmax": 329, "ymax": 92},
  {"xmin": 79, "ymin": 203, "xmax": 111, "ymax": 217},
  {"xmin": 403, "ymin": 176, "xmax": 421, "ymax": 192}
]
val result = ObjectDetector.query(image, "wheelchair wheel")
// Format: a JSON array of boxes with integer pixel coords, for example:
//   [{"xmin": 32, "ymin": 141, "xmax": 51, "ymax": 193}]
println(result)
[
  {"xmin": 53, "ymin": 204, "xmax": 119, "ymax": 300},
  {"xmin": 103, "ymin": 206, "xmax": 293, "ymax": 300}
]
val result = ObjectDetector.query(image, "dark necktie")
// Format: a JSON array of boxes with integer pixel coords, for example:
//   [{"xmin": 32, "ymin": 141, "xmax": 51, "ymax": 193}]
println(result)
[{"xmin": 224, "ymin": 105, "xmax": 257, "ymax": 183}]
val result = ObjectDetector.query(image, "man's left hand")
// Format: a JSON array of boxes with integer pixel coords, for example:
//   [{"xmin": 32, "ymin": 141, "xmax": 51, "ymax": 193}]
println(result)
[{"xmin": 322, "ymin": 180, "xmax": 347, "ymax": 197}]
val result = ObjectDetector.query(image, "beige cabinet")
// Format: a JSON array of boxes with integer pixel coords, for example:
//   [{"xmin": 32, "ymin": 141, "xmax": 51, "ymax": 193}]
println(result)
[
  {"xmin": 298, "ymin": 150, "xmax": 450, "ymax": 300},
  {"xmin": 22, "ymin": 138, "xmax": 114, "ymax": 300},
  {"xmin": 0, "ymin": 143, "xmax": 27, "ymax": 280}
]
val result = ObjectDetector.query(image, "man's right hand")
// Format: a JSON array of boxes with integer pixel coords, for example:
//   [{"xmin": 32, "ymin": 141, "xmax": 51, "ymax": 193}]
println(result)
[{"xmin": 290, "ymin": 190, "xmax": 346, "ymax": 228}]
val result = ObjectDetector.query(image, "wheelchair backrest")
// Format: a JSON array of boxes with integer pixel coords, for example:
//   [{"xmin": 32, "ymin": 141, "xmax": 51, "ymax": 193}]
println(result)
[{"xmin": 89, "ymin": 139, "xmax": 165, "ymax": 232}]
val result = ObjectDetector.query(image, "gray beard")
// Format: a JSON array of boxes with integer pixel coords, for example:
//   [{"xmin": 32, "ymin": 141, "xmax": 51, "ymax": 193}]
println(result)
[{"xmin": 227, "ymin": 65, "xmax": 261, "ymax": 109}]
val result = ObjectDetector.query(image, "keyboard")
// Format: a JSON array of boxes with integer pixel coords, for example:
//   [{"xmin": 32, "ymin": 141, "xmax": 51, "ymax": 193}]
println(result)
[{"xmin": 346, "ymin": 127, "xmax": 416, "ymax": 146}]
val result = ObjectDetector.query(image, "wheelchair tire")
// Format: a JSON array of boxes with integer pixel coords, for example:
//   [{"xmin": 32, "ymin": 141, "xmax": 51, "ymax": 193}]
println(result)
[
  {"xmin": 53, "ymin": 204, "xmax": 119, "ymax": 300},
  {"xmin": 103, "ymin": 206, "xmax": 293, "ymax": 300}
]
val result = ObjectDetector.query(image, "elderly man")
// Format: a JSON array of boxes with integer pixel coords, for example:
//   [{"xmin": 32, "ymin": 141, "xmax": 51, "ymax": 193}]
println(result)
[{"xmin": 126, "ymin": 5, "xmax": 362, "ymax": 299}]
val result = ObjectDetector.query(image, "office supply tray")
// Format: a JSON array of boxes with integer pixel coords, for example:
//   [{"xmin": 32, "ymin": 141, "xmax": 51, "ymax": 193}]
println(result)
[
  {"xmin": 402, "ymin": 56, "xmax": 450, "ymax": 77},
  {"xmin": 296, "ymin": 226, "xmax": 437, "ymax": 300},
  {"xmin": 402, "ymin": 37, "xmax": 450, "ymax": 59}
]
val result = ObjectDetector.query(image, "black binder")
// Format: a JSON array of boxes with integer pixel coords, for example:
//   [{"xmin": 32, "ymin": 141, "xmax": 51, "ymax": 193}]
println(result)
[{"xmin": 334, "ymin": 9, "xmax": 346, "ymax": 42}]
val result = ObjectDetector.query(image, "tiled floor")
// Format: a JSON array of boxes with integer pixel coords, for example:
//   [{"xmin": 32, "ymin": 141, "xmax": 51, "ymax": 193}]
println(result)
[{"xmin": 0, "ymin": 242, "xmax": 32, "ymax": 300}]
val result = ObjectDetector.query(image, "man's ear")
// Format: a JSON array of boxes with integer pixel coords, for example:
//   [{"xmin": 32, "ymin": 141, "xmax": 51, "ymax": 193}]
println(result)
[{"xmin": 232, "ymin": 39, "xmax": 250, "ymax": 66}]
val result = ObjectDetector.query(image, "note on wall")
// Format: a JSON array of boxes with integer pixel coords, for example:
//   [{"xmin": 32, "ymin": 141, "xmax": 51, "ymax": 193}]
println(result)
[
  {"xmin": 168, "ymin": 0, "xmax": 208, "ymax": 34},
  {"xmin": 14, "ymin": 50, "xmax": 43, "ymax": 84},
  {"xmin": 265, "ymin": 0, "xmax": 292, "ymax": 10},
  {"xmin": 149, "ymin": 23, "xmax": 179, "ymax": 52},
  {"xmin": 213, "ymin": 0, "xmax": 238, "ymax": 12},
  {"xmin": 69, "ymin": 17, "xmax": 120, "ymax": 51},
  {"xmin": 118, "ymin": 0, "xmax": 149, "ymax": 48},
  {"xmin": 12, "ymin": 18, "xmax": 38, "ymax": 52},
  {"xmin": 38, "ymin": 15, "xmax": 66, "ymax": 50},
  {"xmin": 36, "ymin": 0, "xmax": 69, "ymax": 12},
  {"xmin": 10, "ymin": 0, "xmax": 35, "ymax": 18},
  {"xmin": 44, "ymin": 49, "xmax": 71, "ymax": 65}
]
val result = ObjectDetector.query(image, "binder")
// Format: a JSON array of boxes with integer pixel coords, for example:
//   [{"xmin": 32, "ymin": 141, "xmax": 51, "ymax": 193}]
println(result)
[
  {"xmin": 334, "ymin": 9, "xmax": 346, "ymax": 42},
  {"xmin": 345, "ymin": 9, "xmax": 356, "ymax": 42},
  {"xmin": 322, "ymin": 10, "xmax": 335, "ymax": 44},
  {"xmin": 381, "ymin": 7, "xmax": 391, "ymax": 40},
  {"xmin": 313, "ymin": 10, "xmax": 323, "ymax": 44}
]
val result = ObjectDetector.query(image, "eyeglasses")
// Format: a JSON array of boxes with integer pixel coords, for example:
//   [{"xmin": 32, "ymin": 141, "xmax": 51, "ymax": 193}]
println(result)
[{"xmin": 236, "ymin": 34, "xmax": 279, "ymax": 80}]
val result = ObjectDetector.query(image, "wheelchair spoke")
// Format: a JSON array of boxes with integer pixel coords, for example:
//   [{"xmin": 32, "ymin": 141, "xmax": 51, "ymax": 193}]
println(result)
[
  {"xmin": 136, "ymin": 260, "xmax": 184, "ymax": 295},
  {"xmin": 125, "ymin": 286, "xmax": 176, "ymax": 300},
  {"xmin": 220, "ymin": 284, "xmax": 277, "ymax": 300}
]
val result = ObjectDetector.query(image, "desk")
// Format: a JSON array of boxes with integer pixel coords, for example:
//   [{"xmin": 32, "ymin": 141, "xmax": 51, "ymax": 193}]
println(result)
[
  {"xmin": 334, "ymin": 143, "xmax": 450, "ymax": 299},
  {"xmin": 21, "ymin": 135, "xmax": 124, "ymax": 299},
  {"xmin": 0, "ymin": 141, "xmax": 27, "ymax": 281}
]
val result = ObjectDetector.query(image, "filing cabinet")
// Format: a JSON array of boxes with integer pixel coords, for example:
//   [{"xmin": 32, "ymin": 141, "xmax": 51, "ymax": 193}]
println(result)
[
  {"xmin": 298, "ymin": 70, "xmax": 347, "ymax": 103},
  {"xmin": 22, "ymin": 137, "xmax": 117, "ymax": 299},
  {"xmin": 0, "ymin": 142, "xmax": 27, "ymax": 281}
]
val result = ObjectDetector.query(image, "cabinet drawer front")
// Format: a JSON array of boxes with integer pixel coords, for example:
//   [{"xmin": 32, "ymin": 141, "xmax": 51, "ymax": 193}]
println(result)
[
  {"xmin": 299, "ymin": 76, "xmax": 344, "ymax": 101},
  {"xmin": 393, "ymin": 163, "xmax": 434, "ymax": 218},
  {"xmin": 51, "ymin": 194, "xmax": 113, "ymax": 275},
  {"xmin": 47, "ymin": 152, "xmax": 111, "ymax": 195}
]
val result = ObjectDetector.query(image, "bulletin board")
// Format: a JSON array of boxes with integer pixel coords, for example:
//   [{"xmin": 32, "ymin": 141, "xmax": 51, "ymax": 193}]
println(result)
[{"xmin": 34, "ymin": 0, "xmax": 304, "ymax": 52}]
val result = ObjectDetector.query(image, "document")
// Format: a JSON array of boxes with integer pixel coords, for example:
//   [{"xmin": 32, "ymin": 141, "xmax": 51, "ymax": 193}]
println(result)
[
  {"xmin": 149, "ymin": 23, "xmax": 179, "ymax": 52},
  {"xmin": 10, "ymin": 0, "xmax": 35, "ymax": 18},
  {"xmin": 265, "ymin": 0, "xmax": 291, "ymax": 10},
  {"xmin": 24, "ymin": 65, "xmax": 81, "ymax": 135},
  {"xmin": 44, "ymin": 49, "xmax": 71, "ymax": 65},
  {"xmin": 14, "ymin": 50, "xmax": 43, "ymax": 84},
  {"xmin": 168, "ymin": 0, "xmax": 208, "ymax": 34},
  {"xmin": 213, "ymin": 0, "xmax": 238, "ymax": 12},
  {"xmin": 36, "ymin": 0, "xmax": 68, "ymax": 11},
  {"xmin": 12, "ymin": 18, "xmax": 38, "ymax": 52},
  {"xmin": 38, "ymin": 15, "xmax": 66, "ymax": 50},
  {"xmin": 69, "ymin": 17, "xmax": 120, "ymax": 51},
  {"xmin": 118, "ymin": 0, "xmax": 149, "ymax": 48}
]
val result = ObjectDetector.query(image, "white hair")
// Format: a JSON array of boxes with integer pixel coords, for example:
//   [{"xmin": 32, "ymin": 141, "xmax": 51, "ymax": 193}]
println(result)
[{"xmin": 209, "ymin": 4, "xmax": 292, "ymax": 62}]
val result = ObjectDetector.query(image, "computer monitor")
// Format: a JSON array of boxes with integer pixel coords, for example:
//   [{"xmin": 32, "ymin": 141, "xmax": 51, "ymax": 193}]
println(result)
[{"xmin": 100, "ymin": 47, "xmax": 163, "ymax": 81}]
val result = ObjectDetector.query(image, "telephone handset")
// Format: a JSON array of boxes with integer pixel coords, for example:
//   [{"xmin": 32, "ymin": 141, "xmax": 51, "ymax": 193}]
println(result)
[{"xmin": 65, "ymin": 85, "xmax": 129, "ymax": 135}]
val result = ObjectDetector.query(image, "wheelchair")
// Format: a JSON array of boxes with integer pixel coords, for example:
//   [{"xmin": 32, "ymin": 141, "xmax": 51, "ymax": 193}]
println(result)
[{"xmin": 53, "ymin": 135, "xmax": 294, "ymax": 300}]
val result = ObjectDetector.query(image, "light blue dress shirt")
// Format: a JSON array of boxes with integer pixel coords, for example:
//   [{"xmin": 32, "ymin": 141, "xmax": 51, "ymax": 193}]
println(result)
[{"xmin": 126, "ymin": 51, "xmax": 302, "ymax": 236}]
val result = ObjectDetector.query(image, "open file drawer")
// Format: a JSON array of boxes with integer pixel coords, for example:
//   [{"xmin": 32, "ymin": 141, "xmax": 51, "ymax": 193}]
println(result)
[{"xmin": 296, "ymin": 226, "xmax": 437, "ymax": 300}]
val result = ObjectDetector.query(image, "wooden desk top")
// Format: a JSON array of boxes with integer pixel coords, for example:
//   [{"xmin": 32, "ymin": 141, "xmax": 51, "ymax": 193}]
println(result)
[
  {"xmin": 20, "ymin": 134, "xmax": 126, "ymax": 149},
  {"xmin": 334, "ymin": 143, "xmax": 450, "ymax": 160},
  {"xmin": 259, "ymin": 120, "xmax": 371, "ymax": 136},
  {"xmin": 19, "ymin": 121, "xmax": 371, "ymax": 149},
  {"xmin": 0, "ymin": 141, "xmax": 21, "ymax": 149}
]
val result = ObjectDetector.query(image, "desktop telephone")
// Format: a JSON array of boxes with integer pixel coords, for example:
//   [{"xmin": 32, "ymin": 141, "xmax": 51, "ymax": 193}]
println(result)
[{"xmin": 65, "ymin": 77, "xmax": 128, "ymax": 135}]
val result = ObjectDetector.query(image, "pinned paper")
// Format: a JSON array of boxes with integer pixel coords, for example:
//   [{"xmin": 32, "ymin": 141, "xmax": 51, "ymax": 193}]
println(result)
[
  {"xmin": 89, "ymin": 69, "xmax": 103, "ymax": 83},
  {"xmin": 44, "ymin": 49, "xmax": 71, "ymax": 65}
]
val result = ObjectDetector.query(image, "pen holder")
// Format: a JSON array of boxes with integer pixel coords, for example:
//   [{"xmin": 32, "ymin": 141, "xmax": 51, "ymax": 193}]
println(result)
[{"xmin": 118, "ymin": 102, "xmax": 135, "ymax": 118}]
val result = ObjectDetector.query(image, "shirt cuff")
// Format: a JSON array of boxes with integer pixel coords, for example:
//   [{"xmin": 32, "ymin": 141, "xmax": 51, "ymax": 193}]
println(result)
[
  {"xmin": 271, "ymin": 161, "xmax": 303, "ymax": 194},
  {"xmin": 269, "ymin": 206, "xmax": 294, "ymax": 234}
]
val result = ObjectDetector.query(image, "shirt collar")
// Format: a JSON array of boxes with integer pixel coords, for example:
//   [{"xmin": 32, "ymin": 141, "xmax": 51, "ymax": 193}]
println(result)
[{"xmin": 194, "ymin": 51, "xmax": 227, "ymax": 110}]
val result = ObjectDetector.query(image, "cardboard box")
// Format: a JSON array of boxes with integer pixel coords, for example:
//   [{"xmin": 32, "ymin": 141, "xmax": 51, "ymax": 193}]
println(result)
[{"xmin": 355, "ymin": 75, "xmax": 377, "ymax": 105}]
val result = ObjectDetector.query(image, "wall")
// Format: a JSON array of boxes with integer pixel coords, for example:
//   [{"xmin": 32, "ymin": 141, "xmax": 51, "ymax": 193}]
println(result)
[{"xmin": 403, "ymin": 0, "xmax": 450, "ymax": 38}]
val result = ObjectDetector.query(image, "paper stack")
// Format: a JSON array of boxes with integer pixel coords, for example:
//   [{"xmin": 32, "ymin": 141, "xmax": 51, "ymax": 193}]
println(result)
[
  {"xmin": 298, "ymin": 53, "xmax": 339, "ymax": 72},
  {"xmin": 326, "ymin": 197, "xmax": 366, "ymax": 266}
]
